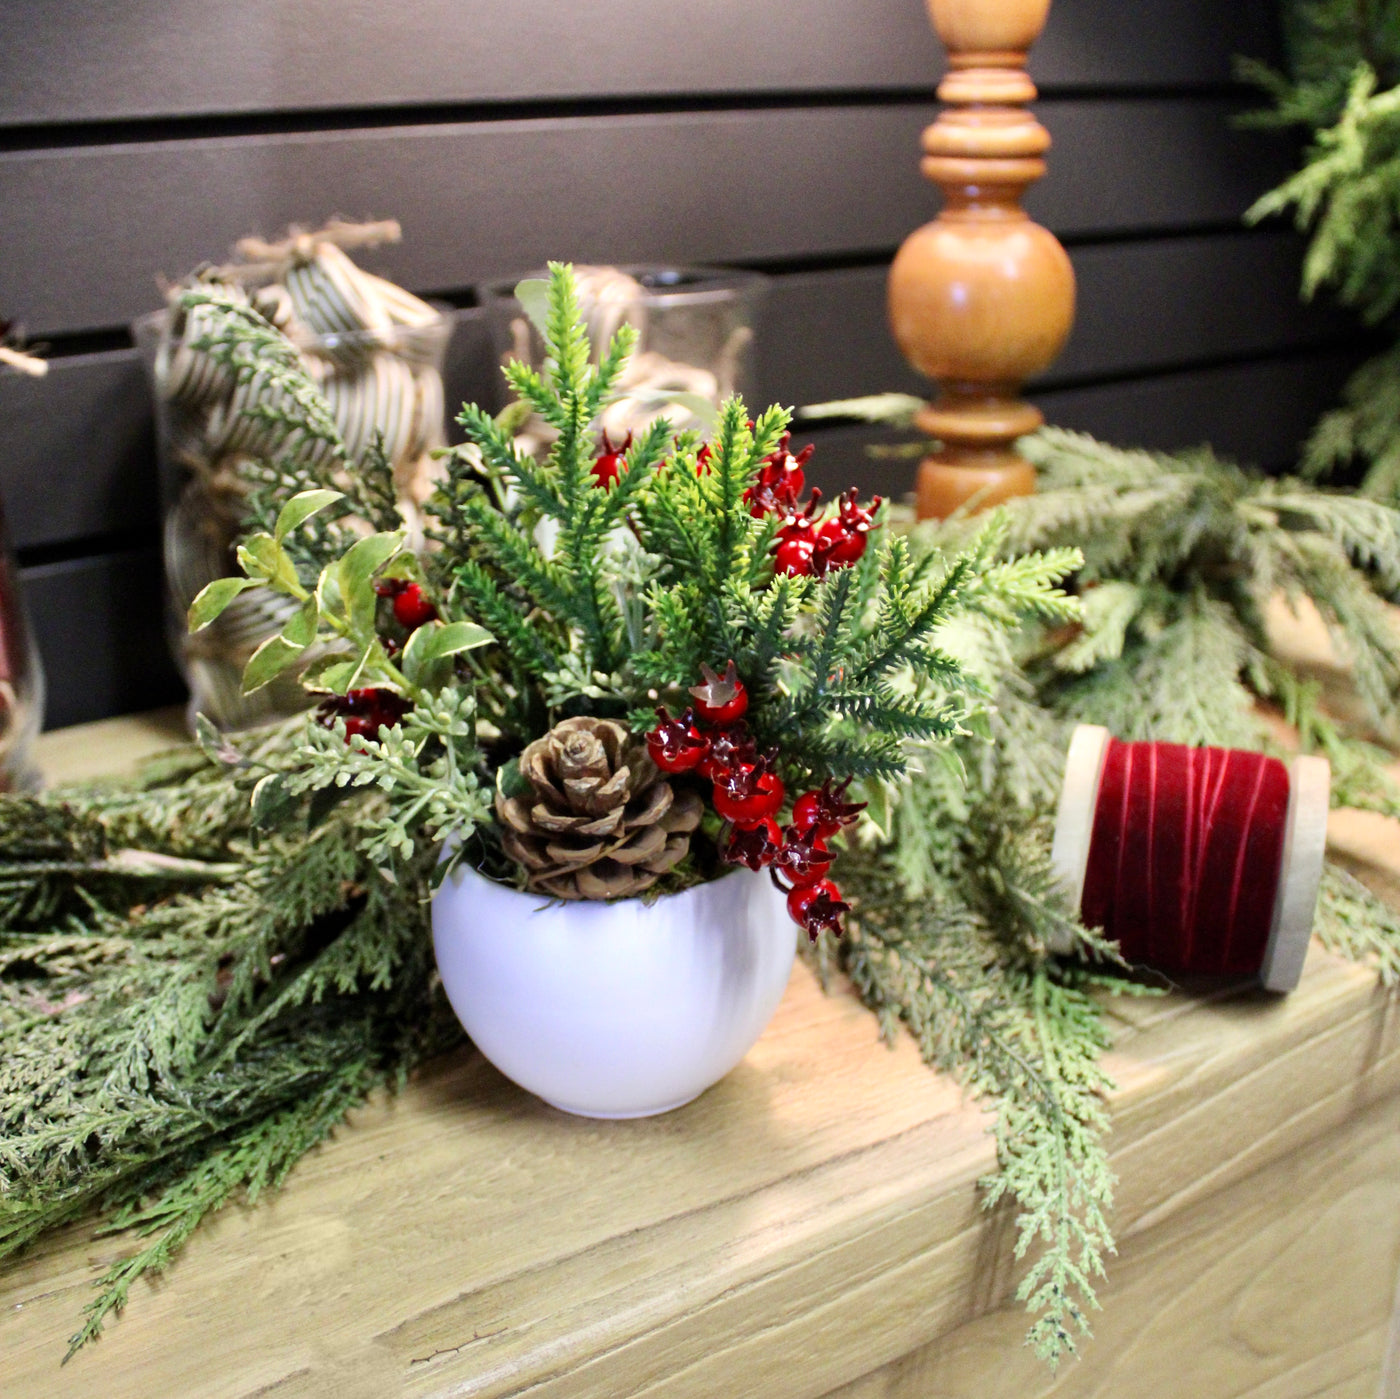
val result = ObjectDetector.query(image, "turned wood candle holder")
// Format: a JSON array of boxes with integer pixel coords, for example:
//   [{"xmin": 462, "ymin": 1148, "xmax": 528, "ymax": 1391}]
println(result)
[{"xmin": 888, "ymin": 0, "xmax": 1075, "ymax": 519}]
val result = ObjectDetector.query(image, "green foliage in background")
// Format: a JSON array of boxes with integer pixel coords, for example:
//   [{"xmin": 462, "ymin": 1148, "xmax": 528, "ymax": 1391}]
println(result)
[{"xmin": 1244, "ymin": 0, "xmax": 1400, "ymax": 500}]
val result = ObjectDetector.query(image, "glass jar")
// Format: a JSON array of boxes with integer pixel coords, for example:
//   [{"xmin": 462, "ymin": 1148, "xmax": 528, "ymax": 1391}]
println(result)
[
  {"xmin": 478, "ymin": 265, "xmax": 768, "ymax": 441},
  {"xmin": 135, "ymin": 300, "xmax": 454, "ymax": 732}
]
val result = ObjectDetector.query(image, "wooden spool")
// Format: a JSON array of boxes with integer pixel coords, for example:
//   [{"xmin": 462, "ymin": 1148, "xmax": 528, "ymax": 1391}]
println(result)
[
  {"xmin": 888, "ymin": 0, "xmax": 1075, "ymax": 519},
  {"xmin": 1048, "ymin": 725, "xmax": 1331, "ymax": 992}
]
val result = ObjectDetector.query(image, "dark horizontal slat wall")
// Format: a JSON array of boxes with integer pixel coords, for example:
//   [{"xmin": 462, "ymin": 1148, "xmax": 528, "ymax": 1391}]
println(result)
[
  {"xmin": 0, "ymin": 0, "xmax": 1346, "ymax": 729},
  {"xmin": 0, "ymin": 0, "xmax": 1273, "ymax": 126}
]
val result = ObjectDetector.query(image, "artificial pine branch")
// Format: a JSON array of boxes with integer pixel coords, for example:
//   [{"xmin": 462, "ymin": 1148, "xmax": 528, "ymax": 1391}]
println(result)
[{"xmin": 1243, "ymin": 4, "xmax": 1400, "ymax": 501}]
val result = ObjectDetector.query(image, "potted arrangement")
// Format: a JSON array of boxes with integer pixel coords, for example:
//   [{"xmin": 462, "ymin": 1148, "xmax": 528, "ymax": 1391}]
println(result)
[{"xmin": 189, "ymin": 263, "xmax": 999, "ymax": 1116}]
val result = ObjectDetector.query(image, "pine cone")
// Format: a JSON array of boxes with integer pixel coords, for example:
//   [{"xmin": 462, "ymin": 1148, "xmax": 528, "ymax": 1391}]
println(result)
[{"xmin": 497, "ymin": 716, "xmax": 704, "ymax": 900}]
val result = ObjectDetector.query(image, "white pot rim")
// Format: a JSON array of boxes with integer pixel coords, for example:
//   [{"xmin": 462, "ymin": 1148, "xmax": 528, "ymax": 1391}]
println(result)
[{"xmin": 442, "ymin": 853, "xmax": 753, "ymax": 909}]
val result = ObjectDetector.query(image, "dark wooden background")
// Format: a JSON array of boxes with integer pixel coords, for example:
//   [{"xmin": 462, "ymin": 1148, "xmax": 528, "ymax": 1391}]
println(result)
[{"xmin": 0, "ymin": 0, "xmax": 1356, "ymax": 727}]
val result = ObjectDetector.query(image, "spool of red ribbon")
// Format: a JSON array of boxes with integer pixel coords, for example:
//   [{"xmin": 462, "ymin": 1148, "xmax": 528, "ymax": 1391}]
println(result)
[{"xmin": 1050, "ymin": 726, "xmax": 1330, "ymax": 990}]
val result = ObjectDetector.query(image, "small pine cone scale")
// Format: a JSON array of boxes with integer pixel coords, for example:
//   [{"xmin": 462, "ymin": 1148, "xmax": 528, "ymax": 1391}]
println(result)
[{"xmin": 497, "ymin": 716, "xmax": 703, "ymax": 900}]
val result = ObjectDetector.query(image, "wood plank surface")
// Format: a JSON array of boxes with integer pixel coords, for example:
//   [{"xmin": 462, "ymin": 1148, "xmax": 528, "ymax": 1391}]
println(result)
[
  {"xmin": 0, "ymin": 0, "xmax": 1276, "ymax": 128},
  {"xmin": 762, "ymin": 230, "xmax": 1346, "ymax": 408},
  {"xmin": 0, "ymin": 350, "xmax": 158, "ymax": 550},
  {"xmin": 0, "ymin": 100, "xmax": 1290, "ymax": 338},
  {"xmin": 2, "ymin": 695, "xmax": 1398, "ymax": 1398}
]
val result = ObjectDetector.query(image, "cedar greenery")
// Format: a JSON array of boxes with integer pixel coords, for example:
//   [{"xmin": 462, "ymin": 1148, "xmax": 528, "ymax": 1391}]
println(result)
[{"xmin": 794, "ymin": 396, "xmax": 1400, "ymax": 1356}]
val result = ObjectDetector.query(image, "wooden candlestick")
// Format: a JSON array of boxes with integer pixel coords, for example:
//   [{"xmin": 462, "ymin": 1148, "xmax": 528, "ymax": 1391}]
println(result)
[{"xmin": 888, "ymin": 0, "xmax": 1075, "ymax": 519}]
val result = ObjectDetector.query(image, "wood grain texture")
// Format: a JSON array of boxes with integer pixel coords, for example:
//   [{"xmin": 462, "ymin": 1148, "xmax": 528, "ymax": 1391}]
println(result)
[
  {"xmin": 764, "ymin": 231, "xmax": 1346, "ymax": 409},
  {"xmin": 1032, "ymin": 348, "xmax": 1362, "ymax": 468},
  {"xmin": 0, "ymin": 100, "xmax": 1289, "ymax": 338},
  {"xmin": 3, "ymin": 695, "xmax": 1398, "ymax": 1397},
  {"xmin": 822, "ymin": 1089, "xmax": 1400, "ymax": 1398},
  {"xmin": 0, "ymin": 0, "xmax": 1275, "ymax": 128},
  {"xmin": 893, "ymin": 0, "xmax": 1072, "ymax": 517}
]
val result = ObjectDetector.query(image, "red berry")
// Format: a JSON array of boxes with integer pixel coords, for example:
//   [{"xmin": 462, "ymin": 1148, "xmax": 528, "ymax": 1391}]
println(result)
[
  {"xmin": 645, "ymin": 707, "xmax": 710, "ymax": 773},
  {"xmin": 774, "ymin": 533, "xmax": 815, "ymax": 577},
  {"xmin": 791, "ymin": 779, "xmax": 866, "ymax": 839},
  {"xmin": 786, "ymin": 878, "xmax": 849, "ymax": 940},
  {"xmin": 814, "ymin": 489, "xmax": 882, "ymax": 571},
  {"xmin": 318, "ymin": 687, "xmax": 410, "ymax": 744},
  {"xmin": 698, "ymin": 725, "xmax": 757, "ymax": 781},
  {"xmin": 592, "ymin": 429, "xmax": 632, "ymax": 488},
  {"xmin": 712, "ymin": 764, "xmax": 785, "ymax": 827},
  {"xmin": 689, "ymin": 660, "xmax": 749, "ymax": 726},
  {"xmin": 746, "ymin": 433, "xmax": 814, "ymax": 516},
  {"xmin": 816, "ymin": 519, "xmax": 867, "ymax": 567},
  {"xmin": 724, "ymin": 816, "xmax": 783, "ymax": 870},
  {"xmin": 374, "ymin": 578, "xmax": 407, "ymax": 599},
  {"xmin": 773, "ymin": 828, "xmax": 832, "ymax": 887},
  {"xmin": 392, "ymin": 583, "xmax": 437, "ymax": 630}
]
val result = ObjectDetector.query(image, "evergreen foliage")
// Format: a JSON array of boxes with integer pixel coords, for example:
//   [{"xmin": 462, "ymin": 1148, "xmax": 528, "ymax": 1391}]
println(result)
[
  {"xmin": 4, "ymin": 264, "xmax": 1099, "ymax": 1363},
  {"xmin": 1244, "ymin": 0, "xmax": 1400, "ymax": 500},
  {"xmin": 793, "ymin": 405, "xmax": 1400, "ymax": 1357},
  {"xmin": 6, "ymin": 270, "xmax": 1400, "ymax": 1373}
]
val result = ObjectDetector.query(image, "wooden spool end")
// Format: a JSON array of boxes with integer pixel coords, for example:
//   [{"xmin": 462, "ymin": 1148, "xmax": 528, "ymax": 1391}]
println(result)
[{"xmin": 889, "ymin": 0, "xmax": 1075, "ymax": 519}]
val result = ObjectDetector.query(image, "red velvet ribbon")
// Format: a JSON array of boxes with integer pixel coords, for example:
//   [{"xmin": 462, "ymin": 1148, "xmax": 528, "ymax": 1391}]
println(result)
[{"xmin": 1080, "ymin": 739, "xmax": 1291, "ymax": 975}]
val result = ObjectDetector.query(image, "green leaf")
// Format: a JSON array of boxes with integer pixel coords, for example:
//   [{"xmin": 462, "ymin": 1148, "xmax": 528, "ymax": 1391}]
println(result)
[
  {"xmin": 241, "ymin": 635, "xmax": 305, "ymax": 693},
  {"xmin": 312, "ymin": 642, "xmax": 375, "ymax": 696},
  {"xmin": 250, "ymin": 772, "xmax": 296, "ymax": 833},
  {"xmin": 316, "ymin": 561, "xmax": 344, "ymax": 621},
  {"xmin": 431, "ymin": 621, "xmax": 494, "ymax": 658},
  {"xmin": 401, "ymin": 619, "xmax": 494, "ymax": 688},
  {"xmin": 274, "ymin": 489, "xmax": 343, "ymax": 542},
  {"xmin": 313, "ymin": 660, "xmax": 359, "ymax": 696},
  {"xmin": 193, "ymin": 712, "xmax": 244, "ymax": 766},
  {"xmin": 514, "ymin": 278, "xmax": 551, "ymax": 339},
  {"xmin": 281, "ymin": 596, "xmax": 321, "ymax": 650},
  {"xmin": 188, "ymin": 577, "xmax": 254, "ymax": 633},
  {"xmin": 237, "ymin": 534, "xmax": 303, "ymax": 595},
  {"xmin": 336, "ymin": 531, "xmax": 405, "ymax": 635}
]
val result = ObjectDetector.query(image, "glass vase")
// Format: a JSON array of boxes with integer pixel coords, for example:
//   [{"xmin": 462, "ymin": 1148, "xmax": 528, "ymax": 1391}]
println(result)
[
  {"xmin": 135, "ymin": 301, "xmax": 454, "ymax": 732},
  {"xmin": 478, "ymin": 265, "xmax": 768, "ymax": 443}
]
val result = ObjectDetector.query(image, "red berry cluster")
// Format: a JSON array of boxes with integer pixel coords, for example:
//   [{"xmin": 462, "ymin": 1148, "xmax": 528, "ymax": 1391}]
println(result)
[
  {"xmin": 644, "ymin": 661, "xmax": 864, "ymax": 940},
  {"xmin": 374, "ymin": 577, "xmax": 438, "ymax": 632},
  {"xmin": 590, "ymin": 429, "xmax": 632, "ymax": 488},
  {"xmin": 697, "ymin": 430, "xmax": 882, "ymax": 579},
  {"xmin": 317, "ymin": 687, "xmax": 410, "ymax": 742},
  {"xmin": 773, "ymin": 486, "xmax": 883, "ymax": 579}
]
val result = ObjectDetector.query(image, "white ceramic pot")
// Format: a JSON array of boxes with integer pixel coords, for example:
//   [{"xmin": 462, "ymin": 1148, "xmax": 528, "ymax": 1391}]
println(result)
[{"xmin": 431, "ymin": 864, "xmax": 795, "ymax": 1118}]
